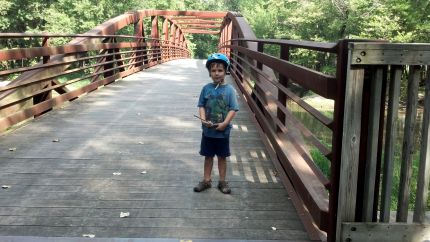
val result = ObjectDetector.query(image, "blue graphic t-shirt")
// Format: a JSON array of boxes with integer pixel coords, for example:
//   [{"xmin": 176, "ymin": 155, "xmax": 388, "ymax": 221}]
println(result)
[{"xmin": 197, "ymin": 83, "xmax": 239, "ymax": 138}]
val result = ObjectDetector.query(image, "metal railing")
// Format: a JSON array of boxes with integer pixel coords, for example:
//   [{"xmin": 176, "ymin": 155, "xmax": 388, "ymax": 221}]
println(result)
[{"xmin": 0, "ymin": 33, "xmax": 189, "ymax": 131}]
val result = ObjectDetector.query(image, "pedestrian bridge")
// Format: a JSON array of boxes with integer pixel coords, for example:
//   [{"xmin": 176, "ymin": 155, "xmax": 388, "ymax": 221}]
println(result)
[{"xmin": 0, "ymin": 10, "xmax": 429, "ymax": 242}]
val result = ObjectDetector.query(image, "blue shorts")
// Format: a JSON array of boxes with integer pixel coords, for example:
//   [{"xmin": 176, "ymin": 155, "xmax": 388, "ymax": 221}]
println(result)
[{"xmin": 200, "ymin": 134, "xmax": 230, "ymax": 158}]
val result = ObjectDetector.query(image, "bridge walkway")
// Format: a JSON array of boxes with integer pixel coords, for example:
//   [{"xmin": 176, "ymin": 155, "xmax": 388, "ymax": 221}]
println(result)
[{"xmin": 0, "ymin": 59, "xmax": 312, "ymax": 241}]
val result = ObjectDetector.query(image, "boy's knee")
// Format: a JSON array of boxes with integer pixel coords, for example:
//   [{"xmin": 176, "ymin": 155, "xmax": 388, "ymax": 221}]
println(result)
[{"xmin": 218, "ymin": 157, "xmax": 227, "ymax": 163}]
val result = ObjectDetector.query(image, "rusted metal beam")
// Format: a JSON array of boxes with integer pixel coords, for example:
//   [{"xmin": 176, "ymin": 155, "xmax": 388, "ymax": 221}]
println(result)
[
  {"xmin": 231, "ymin": 38, "xmax": 338, "ymax": 53},
  {"xmin": 0, "ymin": 41, "xmax": 184, "ymax": 61},
  {"xmin": 175, "ymin": 20, "xmax": 222, "ymax": 24},
  {"xmin": 179, "ymin": 24, "xmax": 220, "ymax": 29},
  {"xmin": 181, "ymin": 30, "xmax": 220, "ymax": 34}
]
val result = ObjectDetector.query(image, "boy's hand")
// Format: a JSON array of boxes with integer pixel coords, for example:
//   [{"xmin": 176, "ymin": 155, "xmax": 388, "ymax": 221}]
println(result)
[
  {"xmin": 202, "ymin": 120, "xmax": 215, "ymax": 128},
  {"xmin": 215, "ymin": 122, "xmax": 228, "ymax": 131}
]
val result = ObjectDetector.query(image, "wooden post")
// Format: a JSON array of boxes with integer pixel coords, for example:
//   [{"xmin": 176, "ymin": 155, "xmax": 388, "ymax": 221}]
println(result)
[
  {"xmin": 413, "ymin": 67, "xmax": 430, "ymax": 223},
  {"xmin": 328, "ymin": 39, "xmax": 350, "ymax": 242},
  {"xmin": 397, "ymin": 65, "xmax": 420, "ymax": 222},
  {"xmin": 336, "ymin": 46, "xmax": 365, "ymax": 242},
  {"xmin": 362, "ymin": 67, "xmax": 383, "ymax": 221},
  {"xmin": 380, "ymin": 66, "xmax": 402, "ymax": 222}
]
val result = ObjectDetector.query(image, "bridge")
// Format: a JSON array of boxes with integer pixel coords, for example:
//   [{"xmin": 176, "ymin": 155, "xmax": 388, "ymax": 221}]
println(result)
[{"xmin": 0, "ymin": 10, "xmax": 429, "ymax": 242}]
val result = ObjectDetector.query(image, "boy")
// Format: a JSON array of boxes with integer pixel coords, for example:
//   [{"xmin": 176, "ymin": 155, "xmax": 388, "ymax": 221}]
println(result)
[{"xmin": 194, "ymin": 53, "xmax": 239, "ymax": 194}]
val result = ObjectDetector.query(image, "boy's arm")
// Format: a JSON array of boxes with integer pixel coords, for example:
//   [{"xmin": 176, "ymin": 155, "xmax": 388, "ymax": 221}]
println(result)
[{"xmin": 199, "ymin": 107, "xmax": 206, "ymax": 120}]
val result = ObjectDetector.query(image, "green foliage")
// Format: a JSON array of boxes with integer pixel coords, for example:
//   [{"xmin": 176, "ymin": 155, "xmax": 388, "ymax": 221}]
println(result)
[{"xmin": 310, "ymin": 148, "xmax": 331, "ymax": 179}]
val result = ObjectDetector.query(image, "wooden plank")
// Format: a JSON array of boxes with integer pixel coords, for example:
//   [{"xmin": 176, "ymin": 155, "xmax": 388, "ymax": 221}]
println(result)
[
  {"xmin": 350, "ymin": 42, "xmax": 430, "ymax": 65},
  {"xmin": 414, "ymin": 66, "xmax": 430, "ymax": 223},
  {"xmin": 397, "ymin": 65, "xmax": 420, "ymax": 222},
  {"xmin": 362, "ymin": 68, "xmax": 384, "ymax": 221},
  {"xmin": 335, "ymin": 51, "xmax": 365, "ymax": 241},
  {"xmin": 380, "ymin": 66, "xmax": 402, "ymax": 222},
  {"xmin": 0, "ymin": 227, "xmax": 310, "ymax": 241},
  {"xmin": 341, "ymin": 222, "xmax": 430, "ymax": 242}
]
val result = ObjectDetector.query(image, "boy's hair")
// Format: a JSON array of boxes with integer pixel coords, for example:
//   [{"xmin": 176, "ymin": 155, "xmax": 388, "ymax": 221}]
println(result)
[{"xmin": 208, "ymin": 61, "xmax": 227, "ymax": 71}]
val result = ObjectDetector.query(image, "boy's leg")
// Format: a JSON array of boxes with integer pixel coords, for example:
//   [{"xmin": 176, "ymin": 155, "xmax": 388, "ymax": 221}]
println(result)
[
  {"xmin": 204, "ymin": 156, "xmax": 214, "ymax": 182},
  {"xmin": 217, "ymin": 156, "xmax": 227, "ymax": 181},
  {"xmin": 194, "ymin": 156, "xmax": 214, "ymax": 192},
  {"xmin": 217, "ymin": 156, "xmax": 231, "ymax": 194}
]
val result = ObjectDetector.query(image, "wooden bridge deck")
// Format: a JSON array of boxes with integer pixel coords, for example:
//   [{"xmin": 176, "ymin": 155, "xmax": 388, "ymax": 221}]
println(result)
[{"xmin": 0, "ymin": 59, "xmax": 311, "ymax": 241}]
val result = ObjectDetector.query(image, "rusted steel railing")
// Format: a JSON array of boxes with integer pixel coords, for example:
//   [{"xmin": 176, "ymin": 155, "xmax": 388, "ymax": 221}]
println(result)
[
  {"xmin": 220, "ymin": 11, "xmax": 430, "ymax": 242},
  {"xmin": 0, "ymin": 34, "xmax": 188, "ymax": 131},
  {"xmin": 219, "ymin": 12, "xmax": 342, "ymax": 241},
  {"xmin": 0, "ymin": 10, "xmax": 227, "ymax": 131}
]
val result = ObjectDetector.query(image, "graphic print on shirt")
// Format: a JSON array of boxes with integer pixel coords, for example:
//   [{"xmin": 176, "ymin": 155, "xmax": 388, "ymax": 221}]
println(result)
[{"xmin": 205, "ymin": 92, "xmax": 228, "ymax": 124}]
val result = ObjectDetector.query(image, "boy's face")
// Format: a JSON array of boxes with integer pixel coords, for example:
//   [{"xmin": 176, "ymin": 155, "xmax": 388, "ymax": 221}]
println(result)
[{"xmin": 209, "ymin": 63, "xmax": 226, "ymax": 84}]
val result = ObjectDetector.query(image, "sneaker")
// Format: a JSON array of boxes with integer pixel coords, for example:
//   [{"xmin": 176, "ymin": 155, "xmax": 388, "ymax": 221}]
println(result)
[
  {"xmin": 193, "ymin": 180, "xmax": 211, "ymax": 192},
  {"xmin": 217, "ymin": 181, "xmax": 231, "ymax": 194}
]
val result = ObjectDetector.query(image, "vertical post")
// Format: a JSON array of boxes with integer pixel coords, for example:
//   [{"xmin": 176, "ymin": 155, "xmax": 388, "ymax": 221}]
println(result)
[
  {"xmin": 362, "ymin": 67, "xmax": 383, "ymax": 221},
  {"xmin": 175, "ymin": 28, "xmax": 180, "ymax": 58},
  {"xmin": 328, "ymin": 39, "xmax": 350, "ymax": 242},
  {"xmin": 226, "ymin": 20, "xmax": 232, "ymax": 58},
  {"xmin": 133, "ymin": 18, "xmax": 145, "ymax": 68},
  {"xmin": 277, "ymin": 45, "xmax": 289, "ymax": 133},
  {"xmin": 162, "ymin": 18, "xmax": 169, "ymax": 62},
  {"xmin": 151, "ymin": 16, "xmax": 159, "ymax": 64},
  {"xmin": 256, "ymin": 42, "xmax": 264, "ymax": 70},
  {"xmin": 112, "ymin": 37, "xmax": 124, "ymax": 73},
  {"xmin": 33, "ymin": 36, "xmax": 52, "ymax": 117},
  {"xmin": 179, "ymin": 32, "xmax": 184, "ymax": 48},
  {"xmin": 103, "ymin": 37, "xmax": 115, "ymax": 78},
  {"xmin": 170, "ymin": 24, "xmax": 176, "ymax": 59},
  {"xmin": 372, "ymin": 67, "xmax": 387, "ymax": 221},
  {"xmin": 397, "ymin": 65, "xmax": 420, "ymax": 222},
  {"xmin": 335, "ymin": 44, "xmax": 365, "ymax": 241},
  {"xmin": 380, "ymin": 66, "xmax": 402, "ymax": 222},
  {"xmin": 414, "ymin": 67, "xmax": 430, "ymax": 223},
  {"xmin": 219, "ymin": 23, "xmax": 225, "ymax": 52}
]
